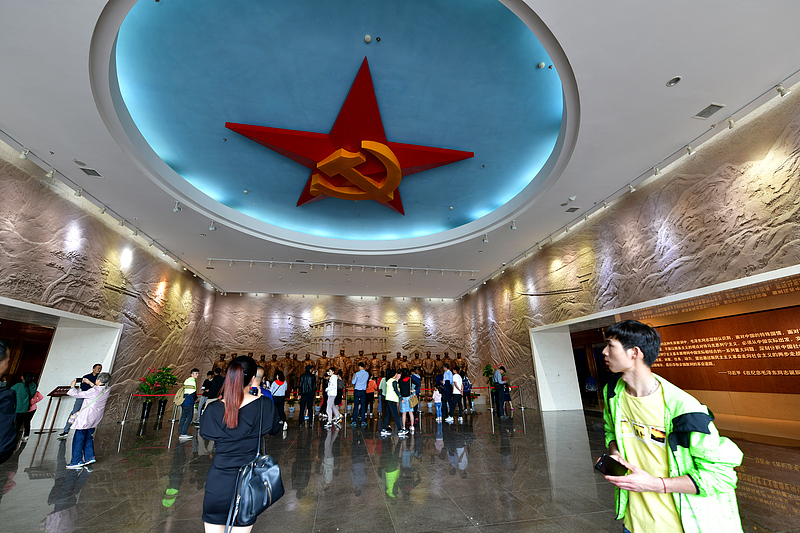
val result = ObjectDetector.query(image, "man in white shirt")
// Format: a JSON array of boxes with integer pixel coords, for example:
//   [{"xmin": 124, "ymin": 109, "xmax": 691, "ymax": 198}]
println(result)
[{"xmin": 451, "ymin": 367, "xmax": 464, "ymax": 422}]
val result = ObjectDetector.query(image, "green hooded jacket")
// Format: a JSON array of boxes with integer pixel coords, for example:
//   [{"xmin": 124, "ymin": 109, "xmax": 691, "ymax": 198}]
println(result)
[{"xmin": 603, "ymin": 374, "xmax": 743, "ymax": 533}]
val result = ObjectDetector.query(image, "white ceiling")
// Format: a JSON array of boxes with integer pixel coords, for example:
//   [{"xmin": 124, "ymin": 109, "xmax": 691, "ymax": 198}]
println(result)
[{"xmin": 2, "ymin": 0, "xmax": 799, "ymax": 299}]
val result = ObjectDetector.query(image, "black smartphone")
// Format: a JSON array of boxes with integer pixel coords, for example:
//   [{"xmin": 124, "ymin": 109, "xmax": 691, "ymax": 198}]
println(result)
[
  {"xmin": 595, "ymin": 454, "xmax": 628, "ymax": 476},
  {"xmin": 249, "ymin": 387, "xmax": 259, "ymax": 396},
  {"xmin": 75, "ymin": 378, "xmax": 83, "ymax": 386}
]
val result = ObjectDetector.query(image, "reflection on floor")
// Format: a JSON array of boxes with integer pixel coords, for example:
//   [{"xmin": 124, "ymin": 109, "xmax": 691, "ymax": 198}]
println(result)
[{"xmin": 1, "ymin": 407, "xmax": 798, "ymax": 532}]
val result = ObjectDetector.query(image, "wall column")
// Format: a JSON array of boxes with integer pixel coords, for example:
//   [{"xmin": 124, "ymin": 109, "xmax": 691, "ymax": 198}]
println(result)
[{"xmin": 529, "ymin": 325, "xmax": 582, "ymax": 411}]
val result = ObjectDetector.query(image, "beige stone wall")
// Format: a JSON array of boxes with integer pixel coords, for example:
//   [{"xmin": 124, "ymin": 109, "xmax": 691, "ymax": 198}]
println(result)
[
  {"xmin": 0, "ymin": 148, "xmax": 216, "ymax": 418},
  {"xmin": 463, "ymin": 91, "xmax": 800, "ymax": 410}
]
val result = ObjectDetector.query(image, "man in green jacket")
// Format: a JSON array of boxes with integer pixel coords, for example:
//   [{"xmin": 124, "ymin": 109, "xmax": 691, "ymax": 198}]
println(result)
[{"xmin": 600, "ymin": 320, "xmax": 743, "ymax": 533}]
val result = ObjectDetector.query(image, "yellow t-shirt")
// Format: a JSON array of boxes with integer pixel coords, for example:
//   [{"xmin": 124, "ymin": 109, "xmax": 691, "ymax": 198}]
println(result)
[{"xmin": 618, "ymin": 386, "xmax": 683, "ymax": 533}]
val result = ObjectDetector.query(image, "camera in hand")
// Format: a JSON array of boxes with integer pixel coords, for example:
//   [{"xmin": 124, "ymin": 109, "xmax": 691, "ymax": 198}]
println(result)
[
  {"xmin": 595, "ymin": 453, "xmax": 628, "ymax": 476},
  {"xmin": 75, "ymin": 378, "xmax": 83, "ymax": 387}
]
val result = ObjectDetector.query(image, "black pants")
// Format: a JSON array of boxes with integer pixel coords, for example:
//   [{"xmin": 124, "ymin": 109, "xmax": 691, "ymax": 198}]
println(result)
[
  {"xmin": 274, "ymin": 395, "xmax": 286, "ymax": 423},
  {"xmin": 366, "ymin": 392, "xmax": 375, "ymax": 414},
  {"xmin": 299, "ymin": 393, "xmax": 315, "ymax": 423},
  {"xmin": 493, "ymin": 385, "xmax": 505, "ymax": 416},
  {"xmin": 443, "ymin": 386, "xmax": 453, "ymax": 417},
  {"xmin": 16, "ymin": 411, "xmax": 35, "ymax": 437},
  {"xmin": 450, "ymin": 394, "xmax": 463, "ymax": 417},
  {"xmin": 383, "ymin": 400, "xmax": 402, "ymax": 431}
]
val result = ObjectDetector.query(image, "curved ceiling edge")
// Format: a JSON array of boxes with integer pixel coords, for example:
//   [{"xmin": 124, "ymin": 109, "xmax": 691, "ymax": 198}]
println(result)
[{"xmin": 90, "ymin": 0, "xmax": 579, "ymax": 255}]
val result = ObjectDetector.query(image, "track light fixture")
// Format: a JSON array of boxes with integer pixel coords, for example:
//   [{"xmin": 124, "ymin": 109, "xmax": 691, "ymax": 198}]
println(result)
[
  {"xmin": 45, "ymin": 169, "xmax": 55, "ymax": 179},
  {"xmin": 289, "ymin": 263, "xmax": 293, "ymax": 269},
  {"xmin": 603, "ymin": 201, "xmax": 609, "ymax": 208},
  {"xmin": 119, "ymin": 219, "xmax": 125, "ymax": 226},
  {"xmin": 173, "ymin": 201, "xmax": 182, "ymax": 213},
  {"xmin": 149, "ymin": 240, "xmax": 155, "ymax": 247},
  {"xmin": 249, "ymin": 261, "xmax": 253, "ymax": 267},
  {"xmin": 726, "ymin": 117, "xmax": 735, "ymax": 129},
  {"xmin": 538, "ymin": 243, "xmax": 543, "ymax": 250},
  {"xmin": 270, "ymin": 262, "xmax": 274, "ymax": 268},
  {"xmin": 482, "ymin": 234, "xmax": 489, "ymax": 243},
  {"xmin": 209, "ymin": 221, "xmax": 218, "ymax": 231},
  {"xmin": 74, "ymin": 188, "xmax": 82, "ymax": 197},
  {"xmin": 229, "ymin": 260, "xmax": 233, "ymax": 266},
  {"xmin": 18, "ymin": 149, "xmax": 29, "ymax": 160},
  {"xmin": 776, "ymin": 83, "xmax": 790, "ymax": 97},
  {"xmin": 510, "ymin": 220, "xmax": 517, "ymax": 230},
  {"xmin": 132, "ymin": 229, "xmax": 138, "ymax": 237},
  {"xmin": 100, "ymin": 206, "xmax": 106, "ymax": 214},
  {"xmin": 628, "ymin": 184, "xmax": 636, "ymax": 193},
  {"xmin": 685, "ymin": 145, "xmax": 695, "ymax": 155},
  {"xmin": 653, "ymin": 166, "xmax": 660, "ymax": 176}
]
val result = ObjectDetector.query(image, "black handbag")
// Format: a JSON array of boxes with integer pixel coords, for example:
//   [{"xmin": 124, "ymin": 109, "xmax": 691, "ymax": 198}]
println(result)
[{"xmin": 225, "ymin": 398, "xmax": 284, "ymax": 532}]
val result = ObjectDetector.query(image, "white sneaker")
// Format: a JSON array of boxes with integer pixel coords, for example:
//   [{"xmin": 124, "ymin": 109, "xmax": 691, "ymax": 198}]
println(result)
[
  {"xmin": 178, "ymin": 434, "xmax": 192, "ymax": 441},
  {"xmin": 409, "ymin": 426, "xmax": 415, "ymax": 433},
  {"xmin": 445, "ymin": 416, "xmax": 454, "ymax": 423},
  {"xmin": 397, "ymin": 430, "xmax": 409, "ymax": 437},
  {"xmin": 380, "ymin": 429, "xmax": 392, "ymax": 436},
  {"xmin": 283, "ymin": 421, "xmax": 288, "ymax": 430},
  {"xmin": 458, "ymin": 417, "xmax": 463, "ymax": 423}
]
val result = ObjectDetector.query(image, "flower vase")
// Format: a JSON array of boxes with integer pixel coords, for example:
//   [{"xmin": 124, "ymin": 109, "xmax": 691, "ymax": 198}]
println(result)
[
  {"xmin": 154, "ymin": 398, "xmax": 168, "ymax": 430},
  {"xmin": 141, "ymin": 400, "xmax": 152, "ymax": 421}
]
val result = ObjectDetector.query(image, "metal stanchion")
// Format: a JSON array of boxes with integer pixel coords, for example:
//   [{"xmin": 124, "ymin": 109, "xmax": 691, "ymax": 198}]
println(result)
[{"xmin": 117, "ymin": 392, "xmax": 135, "ymax": 453}]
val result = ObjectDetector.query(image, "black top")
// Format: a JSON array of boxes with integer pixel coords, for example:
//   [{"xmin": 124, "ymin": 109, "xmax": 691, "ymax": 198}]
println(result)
[
  {"xmin": 199, "ymin": 396, "xmax": 281, "ymax": 469},
  {"xmin": 80, "ymin": 372, "xmax": 97, "ymax": 391},
  {"xmin": 0, "ymin": 389, "xmax": 17, "ymax": 463},
  {"xmin": 205, "ymin": 375, "xmax": 225, "ymax": 399},
  {"xmin": 201, "ymin": 379, "xmax": 214, "ymax": 397},
  {"xmin": 399, "ymin": 377, "xmax": 412, "ymax": 397}
]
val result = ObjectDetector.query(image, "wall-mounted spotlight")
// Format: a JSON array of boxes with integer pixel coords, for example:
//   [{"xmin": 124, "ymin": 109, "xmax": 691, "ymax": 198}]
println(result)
[
  {"xmin": 510, "ymin": 220, "xmax": 517, "ymax": 230},
  {"xmin": 209, "ymin": 221, "xmax": 218, "ymax": 231},
  {"xmin": 118, "ymin": 218, "xmax": 125, "ymax": 226},
  {"xmin": 538, "ymin": 243, "xmax": 543, "ymax": 250},
  {"xmin": 229, "ymin": 260, "xmax": 233, "ymax": 266},
  {"xmin": 685, "ymin": 145, "xmax": 695, "ymax": 155},
  {"xmin": 289, "ymin": 263, "xmax": 293, "ymax": 269},
  {"xmin": 726, "ymin": 117, "xmax": 735, "ymax": 129},
  {"xmin": 653, "ymin": 166, "xmax": 661, "ymax": 176},
  {"xmin": 603, "ymin": 201, "xmax": 609, "ymax": 208},
  {"xmin": 628, "ymin": 184, "xmax": 636, "ymax": 193},
  {"xmin": 776, "ymin": 83, "xmax": 790, "ymax": 97},
  {"xmin": 173, "ymin": 201, "xmax": 182, "ymax": 213},
  {"xmin": 132, "ymin": 229, "xmax": 138, "ymax": 237},
  {"xmin": 45, "ymin": 169, "xmax": 55, "ymax": 179},
  {"xmin": 74, "ymin": 188, "xmax": 82, "ymax": 197},
  {"xmin": 249, "ymin": 261, "xmax": 253, "ymax": 267},
  {"xmin": 18, "ymin": 149, "xmax": 29, "ymax": 160},
  {"xmin": 100, "ymin": 206, "xmax": 106, "ymax": 214},
  {"xmin": 482, "ymin": 234, "xmax": 489, "ymax": 243},
  {"xmin": 149, "ymin": 240, "xmax": 155, "ymax": 247}
]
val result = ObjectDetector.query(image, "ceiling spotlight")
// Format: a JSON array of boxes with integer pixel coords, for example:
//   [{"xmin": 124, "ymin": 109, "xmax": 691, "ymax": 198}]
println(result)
[
  {"xmin": 584, "ymin": 214, "xmax": 589, "ymax": 222},
  {"xmin": 229, "ymin": 260, "xmax": 233, "ymax": 266},
  {"xmin": 603, "ymin": 201, "xmax": 609, "ymax": 208},
  {"xmin": 549, "ymin": 236, "xmax": 554, "ymax": 243},
  {"xmin": 349, "ymin": 266, "xmax": 353, "ymax": 271},
  {"xmin": 666, "ymin": 76, "xmax": 681, "ymax": 87},
  {"xmin": 19, "ymin": 149, "xmax": 29, "ymax": 160},
  {"xmin": 149, "ymin": 240, "xmax": 154, "ymax": 247},
  {"xmin": 776, "ymin": 83, "xmax": 790, "ymax": 97},
  {"xmin": 163, "ymin": 250, "xmax": 168, "ymax": 256},
  {"xmin": 685, "ymin": 145, "xmax": 695, "ymax": 155},
  {"xmin": 289, "ymin": 263, "xmax": 293, "ymax": 269},
  {"xmin": 132, "ymin": 229, "xmax": 138, "ymax": 237},
  {"xmin": 653, "ymin": 166, "xmax": 661, "ymax": 176},
  {"xmin": 325, "ymin": 265, "xmax": 328, "ymax": 270},
  {"xmin": 310, "ymin": 264, "xmax": 314, "ymax": 270},
  {"xmin": 74, "ymin": 188, "xmax": 82, "ymax": 197},
  {"xmin": 726, "ymin": 117, "xmax": 735, "ymax": 129},
  {"xmin": 100, "ymin": 206, "xmax": 106, "ymax": 214},
  {"xmin": 458, "ymin": 271, "xmax": 462, "ymax": 276},
  {"xmin": 538, "ymin": 243, "xmax": 543, "ymax": 250},
  {"xmin": 209, "ymin": 221, "xmax": 218, "ymax": 231},
  {"xmin": 565, "ymin": 226, "xmax": 570, "ymax": 233},
  {"xmin": 425, "ymin": 269, "xmax": 429, "ymax": 275},
  {"xmin": 337, "ymin": 265, "xmax": 340, "ymax": 271},
  {"xmin": 118, "ymin": 219, "xmax": 125, "ymax": 226},
  {"xmin": 173, "ymin": 201, "xmax": 182, "ymax": 213},
  {"xmin": 270, "ymin": 262, "xmax": 274, "ymax": 268},
  {"xmin": 373, "ymin": 267, "xmax": 377, "ymax": 272},
  {"xmin": 510, "ymin": 220, "xmax": 517, "ymax": 230},
  {"xmin": 482, "ymin": 234, "xmax": 489, "ymax": 243},
  {"xmin": 45, "ymin": 169, "xmax": 55, "ymax": 179},
  {"xmin": 628, "ymin": 184, "xmax": 636, "ymax": 193},
  {"xmin": 208, "ymin": 260, "xmax": 212, "ymax": 266},
  {"xmin": 441, "ymin": 270, "xmax": 445, "ymax": 275},
  {"xmin": 249, "ymin": 261, "xmax": 253, "ymax": 267}
]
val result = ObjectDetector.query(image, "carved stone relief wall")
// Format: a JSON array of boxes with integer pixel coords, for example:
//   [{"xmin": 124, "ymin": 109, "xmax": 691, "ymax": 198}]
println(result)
[
  {"xmin": 0, "ymin": 149, "xmax": 216, "ymax": 419},
  {"xmin": 463, "ymin": 91, "xmax": 800, "ymax": 409}
]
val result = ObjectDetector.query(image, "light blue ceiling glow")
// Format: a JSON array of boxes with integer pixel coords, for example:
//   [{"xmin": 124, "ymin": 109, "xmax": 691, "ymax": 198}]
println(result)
[{"xmin": 115, "ymin": 0, "xmax": 563, "ymax": 241}]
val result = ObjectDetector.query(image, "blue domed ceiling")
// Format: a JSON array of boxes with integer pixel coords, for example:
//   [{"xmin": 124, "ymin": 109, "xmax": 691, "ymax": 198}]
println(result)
[{"xmin": 114, "ymin": 0, "xmax": 565, "ymax": 243}]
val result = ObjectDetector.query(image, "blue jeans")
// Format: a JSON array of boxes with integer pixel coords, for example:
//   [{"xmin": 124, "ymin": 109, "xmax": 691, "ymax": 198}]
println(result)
[
  {"xmin": 63, "ymin": 398, "xmax": 84, "ymax": 432},
  {"xmin": 353, "ymin": 390, "xmax": 367, "ymax": 422},
  {"xmin": 179, "ymin": 396, "xmax": 193, "ymax": 435},
  {"xmin": 71, "ymin": 428, "xmax": 95, "ymax": 465},
  {"xmin": 435, "ymin": 402, "xmax": 442, "ymax": 418}
]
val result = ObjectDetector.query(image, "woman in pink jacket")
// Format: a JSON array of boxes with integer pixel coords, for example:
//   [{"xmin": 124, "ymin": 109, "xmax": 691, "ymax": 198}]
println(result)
[{"xmin": 66, "ymin": 372, "xmax": 111, "ymax": 469}]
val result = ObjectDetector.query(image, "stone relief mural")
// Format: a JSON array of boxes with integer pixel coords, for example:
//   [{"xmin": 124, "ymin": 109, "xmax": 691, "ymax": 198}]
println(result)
[
  {"xmin": 0, "ymin": 155, "xmax": 216, "ymax": 419},
  {"xmin": 463, "ymin": 92, "xmax": 800, "ymax": 409},
  {"xmin": 2, "ymin": 91, "xmax": 800, "ymax": 419}
]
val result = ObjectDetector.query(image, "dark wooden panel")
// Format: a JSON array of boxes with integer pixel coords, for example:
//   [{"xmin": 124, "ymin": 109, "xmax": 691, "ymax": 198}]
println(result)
[{"xmin": 653, "ymin": 307, "xmax": 800, "ymax": 393}]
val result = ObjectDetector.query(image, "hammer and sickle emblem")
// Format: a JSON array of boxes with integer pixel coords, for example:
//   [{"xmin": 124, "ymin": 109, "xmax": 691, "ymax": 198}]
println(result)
[{"xmin": 310, "ymin": 140, "xmax": 402, "ymax": 203}]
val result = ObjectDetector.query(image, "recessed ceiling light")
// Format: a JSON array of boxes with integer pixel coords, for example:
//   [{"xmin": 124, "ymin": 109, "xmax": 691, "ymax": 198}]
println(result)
[{"xmin": 666, "ymin": 76, "xmax": 681, "ymax": 87}]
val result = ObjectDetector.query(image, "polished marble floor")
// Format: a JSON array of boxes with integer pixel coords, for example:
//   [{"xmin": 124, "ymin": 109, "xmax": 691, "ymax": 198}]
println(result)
[{"xmin": 1, "ymin": 406, "xmax": 798, "ymax": 532}]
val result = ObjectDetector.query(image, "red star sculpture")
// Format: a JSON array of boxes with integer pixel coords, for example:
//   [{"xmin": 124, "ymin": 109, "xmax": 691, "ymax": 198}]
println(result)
[{"xmin": 226, "ymin": 57, "xmax": 473, "ymax": 215}]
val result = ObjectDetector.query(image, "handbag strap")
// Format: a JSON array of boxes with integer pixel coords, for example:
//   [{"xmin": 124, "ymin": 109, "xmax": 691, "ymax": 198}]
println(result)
[
  {"xmin": 225, "ymin": 397, "xmax": 264, "ymax": 533},
  {"xmin": 74, "ymin": 386, "xmax": 108, "ymax": 415}
]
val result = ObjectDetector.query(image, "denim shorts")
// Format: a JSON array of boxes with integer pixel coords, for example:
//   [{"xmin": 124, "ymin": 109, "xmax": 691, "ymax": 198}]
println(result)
[{"xmin": 399, "ymin": 396, "xmax": 412, "ymax": 413}]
